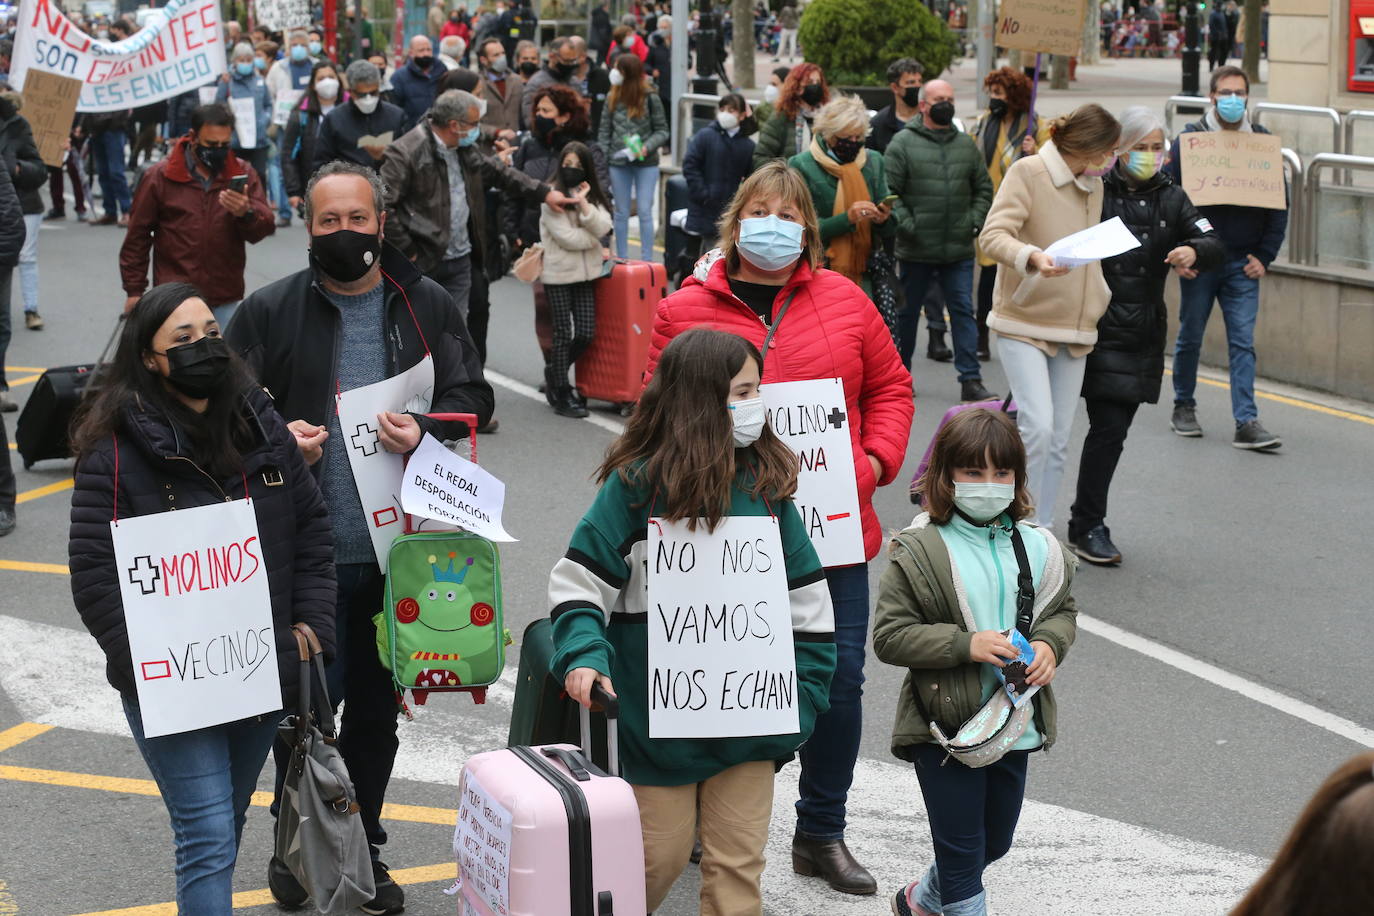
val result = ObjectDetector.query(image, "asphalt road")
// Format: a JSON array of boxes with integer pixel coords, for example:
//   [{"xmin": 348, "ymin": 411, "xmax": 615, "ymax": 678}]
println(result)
[{"xmin": 1, "ymin": 217, "xmax": 1371, "ymax": 916}]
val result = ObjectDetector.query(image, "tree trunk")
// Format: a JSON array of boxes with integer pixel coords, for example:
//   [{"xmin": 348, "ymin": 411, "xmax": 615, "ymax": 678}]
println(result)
[
  {"xmin": 732, "ymin": 0, "xmax": 756, "ymax": 88},
  {"xmin": 1050, "ymin": 53, "xmax": 1069, "ymax": 89},
  {"xmin": 1242, "ymin": 0, "xmax": 1262, "ymax": 84},
  {"xmin": 1081, "ymin": 1, "xmax": 1101, "ymax": 65}
]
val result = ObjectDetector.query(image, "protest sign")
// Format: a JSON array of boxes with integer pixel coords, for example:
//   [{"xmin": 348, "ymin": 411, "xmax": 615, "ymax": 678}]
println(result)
[
  {"xmin": 228, "ymin": 96, "xmax": 257, "ymax": 150},
  {"xmin": 760, "ymin": 378, "xmax": 864, "ymax": 567},
  {"xmin": 21, "ymin": 69, "xmax": 81, "ymax": 167},
  {"xmin": 112, "ymin": 499, "xmax": 281, "ymax": 738},
  {"xmin": 1178, "ymin": 130, "xmax": 1287, "ymax": 210},
  {"xmin": 996, "ymin": 0, "xmax": 1085, "ymax": 57},
  {"xmin": 455, "ymin": 771, "xmax": 512, "ymax": 916},
  {"xmin": 272, "ymin": 89, "xmax": 305, "ymax": 126},
  {"xmin": 11, "ymin": 0, "xmax": 226, "ymax": 113},
  {"xmin": 256, "ymin": 0, "xmax": 312, "ymax": 31},
  {"xmin": 647, "ymin": 515, "xmax": 798, "ymax": 739},
  {"xmin": 337, "ymin": 356, "xmax": 436, "ymax": 571},
  {"xmin": 401, "ymin": 434, "xmax": 516, "ymax": 542}
]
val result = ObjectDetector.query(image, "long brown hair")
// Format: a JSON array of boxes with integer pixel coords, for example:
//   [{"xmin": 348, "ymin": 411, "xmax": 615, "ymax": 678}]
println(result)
[
  {"xmin": 715, "ymin": 161, "xmax": 822, "ymax": 274},
  {"xmin": 1048, "ymin": 103, "xmax": 1121, "ymax": 160},
  {"xmin": 606, "ymin": 52, "xmax": 647, "ymax": 119},
  {"xmin": 1231, "ymin": 752, "xmax": 1374, "ymax": 915},
  {"xmin": 778, "ymin": 62, "xmax": 828, "ymax": 120},
  {"xmin": 597, "ymin": 329, "xmax": 797, "ymax": 531},
  {"xmin": 917, "ymin": 409, "xmax": 1034, "ymax": 525}
]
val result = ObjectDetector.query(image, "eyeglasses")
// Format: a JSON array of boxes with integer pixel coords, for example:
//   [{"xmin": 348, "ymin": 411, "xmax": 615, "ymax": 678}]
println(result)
[{"xmin": 1215, "ymin": 89, "xmax": 1248, "ymax": 98}]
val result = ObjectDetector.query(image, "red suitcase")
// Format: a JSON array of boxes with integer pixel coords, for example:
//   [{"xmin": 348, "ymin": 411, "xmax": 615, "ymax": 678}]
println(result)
[{"xmin": 576, "ymin": 259, "xmax": 667, "ymax": 414}]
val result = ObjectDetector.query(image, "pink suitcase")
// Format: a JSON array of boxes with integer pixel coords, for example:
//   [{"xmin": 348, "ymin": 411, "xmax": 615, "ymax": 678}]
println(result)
[{"xmin": 456, "ymin": 685, "xmax": 645, "ymax": 916}]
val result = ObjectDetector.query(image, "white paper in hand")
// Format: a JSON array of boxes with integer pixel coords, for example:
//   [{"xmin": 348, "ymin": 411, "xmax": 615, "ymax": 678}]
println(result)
[
  {"xmin": 1043, "ymin": 216, "xmax": 1141, "ymax": 268},
  {"xmin": 401, "ymin": 434, "xmax": 517, "ymax": 542}
]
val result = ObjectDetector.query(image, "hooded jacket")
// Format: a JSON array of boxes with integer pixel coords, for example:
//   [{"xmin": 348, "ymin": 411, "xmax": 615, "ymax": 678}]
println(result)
[
  {"xmin": 0, "ymin": 102, "xmax": 48, "ymax": 215},
  {"xmin": 645, "ymin": 255, "xmax": 914, "ymax": 562},
  {"xmin": 682, "ymin": 120, "xmax": 754, "ymax": 237},
  {"xmin": 0, "ymin": 166, "xmax": 23, "ymax": 268},
  {"xmin": 389, "ymin": 57, "xmax": 450, "ymax": 133},
  {"xmin": 215, "ymin": 71, "xmax": 272, "ymax": 150},
  {"xmin": 884, "ymin": 118, "xmax": 994, "ymax": 264}
]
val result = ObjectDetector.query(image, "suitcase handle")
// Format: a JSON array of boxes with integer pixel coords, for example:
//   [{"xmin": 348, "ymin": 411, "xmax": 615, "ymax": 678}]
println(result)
[
  {"xmin": 401, "ymin": 412, "xmax": 480, "ymax": 536},
  {"xmin": 579, "ymin": 682, "xmax": 620, "ymax": 775},
  {"xmin": 541, "ymin": 746, "xmax": 593, "ymax": 782}
]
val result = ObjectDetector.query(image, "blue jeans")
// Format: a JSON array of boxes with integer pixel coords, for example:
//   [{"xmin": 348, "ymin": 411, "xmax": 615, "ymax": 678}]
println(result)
[
  {"xmin": 123, "ymin": 697, "xmax": 280, "ymax": 915},
  {"xmin": 909, "ymin": 744, "xmax": 1029, "ymax": 914},
  {"xmin": 796, "ymin": 563, "xmax": 869, "ymax": 839},
  {"xmin": 18, "ymin": 213, "xmax": 40, "ymax": 313},
  {"xmin": 609, "ymin": 163, "xmax": 658, "ymax": 261},
  {"xmin": 899, "ymin": 259, "xmax": 980, "ymax": 381},
  {"xmin": 1173, "ymin": 256, "xmax": 1260, "ymax": 425},
  {"xmin": 93, "ymin": 130, "xmax": 131, "ymax": 216},
  {"xmin": 267, "ymin": 147, "xmax": 290, "ymax": 221}
]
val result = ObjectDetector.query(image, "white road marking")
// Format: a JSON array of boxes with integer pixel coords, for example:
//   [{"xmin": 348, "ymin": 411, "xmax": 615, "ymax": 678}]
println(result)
[{"xmin": 485, "ymin": 368, "xmax": 628, "ymax": 436}]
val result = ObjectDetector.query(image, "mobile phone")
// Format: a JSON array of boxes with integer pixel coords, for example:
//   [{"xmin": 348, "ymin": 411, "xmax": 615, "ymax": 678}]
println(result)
[
  {"xmin": 228, "ymin": 174, "xmax": 248, "ymax": 194},
  {"xmin": 880, "ymin": 194, "xmax": 900, "ymax": 207}
]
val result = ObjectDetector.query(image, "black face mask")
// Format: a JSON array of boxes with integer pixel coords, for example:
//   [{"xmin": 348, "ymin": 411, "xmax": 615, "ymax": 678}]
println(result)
[
  {"xmin": 900, "ymin": 86, "xmax": 920, "ymax": 108},
  {"xmin": 739, "ymin": 115, "xmax": 758, "ymax": 138},
  {"xmin": 988, "ymin": 98, "xmax": 1009, "ymax": 120},
  {"xmin": 310, "ymin": 229, "xmax": 383, "ymax": 283},
  {"xmin": 159, "ymin": 336, "xmax": 231, "ymax": 400},
  {"xmin": 519, "ymin": 60, "xmax": 540, "ymax": 76},
  {"xmin": 800, "ymin": 83, "xmax": 823, "ymax": 106},
  {"xmin": 928, "ymin": 100, "xmax": 955, "ymax": 127},
  {"xmin": 195, "ymin": 144, "xmax": 230, "ymax": 175},
  {"xmin": 554, "ymin": 61, "xmax": 577, "ymax": 78},
  {"xmin": 560, "ymin": 166, "xmax": 585, "ymax": 188},
  {"xmin": 533, "ymin": 114, "xmax": 560, "ymax": 140},
  {"xmin": 413, "ymin": 55, "xmax": 434, "ymax": 70},
  {"xmin": 829, "ymin": 135, "xmax": 864, "ymax": 164}
]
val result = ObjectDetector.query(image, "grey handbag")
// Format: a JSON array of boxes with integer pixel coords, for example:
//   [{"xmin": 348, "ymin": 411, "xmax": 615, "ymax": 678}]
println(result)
[{"xmin": 276, "ymin": 624, "xmax": 376, "ymax": 913}]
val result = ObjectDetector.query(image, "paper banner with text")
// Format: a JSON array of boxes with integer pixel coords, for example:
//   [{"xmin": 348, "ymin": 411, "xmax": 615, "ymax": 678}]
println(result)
[
  {"xmin": 760, "ymin": 378, "xmax": 864, "ymax": 568},
  {"xmin": 337, "ymin": 355, "xmax": 435, "ymax": 571},
  {"xmin": 1178, "ymin": 130, "xmax": 1287, "ymax": 211},
  {"xmin": 228, "ymin": 96, "xmax": 257, "ymax": 151},
  {"xmin": 11, "ymin": 0, "xmax": 226, "ymax": 113},
  {"xmin": 256, "ymin": 0, "xmax": 312, "ymax": 32},
  {"xmin": 22, "ymin": 69, "xmax": 82, "ymax": 167},
  {"xmin": 112, "ymin": 499, "xmax": 281, "ymax": 738},
  {"xmin": 647, "ymin": 515, "xmax": 798, "ymax": 739},
  {"xmin": 455, "ymin": 770, "xmax": 513, "ymax": 916},
  {"xmin": 996, "ymin": 0, "xmax": 1086, "ymax": 57},
  {"xmin": 401, "ymin": 434, "xmax": 516, "ymax": 542}
]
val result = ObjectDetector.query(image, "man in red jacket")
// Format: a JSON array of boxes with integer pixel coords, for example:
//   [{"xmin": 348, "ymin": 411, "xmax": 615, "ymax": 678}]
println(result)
[{"xmin": 119, "ymin": 103, "xmax": 275, "ymax": 325}]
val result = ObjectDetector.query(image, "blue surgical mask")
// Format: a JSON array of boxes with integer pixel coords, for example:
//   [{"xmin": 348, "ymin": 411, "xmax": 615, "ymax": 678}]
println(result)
[
  {"xmin": 458, "ymin": 126, "xmax": 481, "ymax": 147},
  {"xmin": 291, "ymin": 44, "xmax": 308, "ymax": 62},
  {"xmin": 308, "ymin": 40, "xmax": 323, "ymax": 56},
  {"xmin": 1216, "ymin": 94, "xmax": 1246, "ymax": 124},
  {"xmin": 236, "ymin": 61, "xmax": 255, "ymax": 77},
  {"xmin": 737, "ymin": 215, "xmax": 803, "ymax": 272},
  {"xmin": 952, "ymin": 481, "xmax": 1016, "ymax": 522}
]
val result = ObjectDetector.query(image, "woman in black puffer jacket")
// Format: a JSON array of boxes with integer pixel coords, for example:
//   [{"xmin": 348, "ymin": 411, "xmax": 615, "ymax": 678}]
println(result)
[
  {"xmin": 68, "ymin": 282, "xmax": 336, "ymax": 915},
  {"xmin": 1068, "ymin": 106, "xmax": 1224, "ymax": 567}
]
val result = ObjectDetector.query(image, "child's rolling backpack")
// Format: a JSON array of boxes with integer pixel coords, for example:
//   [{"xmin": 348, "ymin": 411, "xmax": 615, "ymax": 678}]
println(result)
[
  {"xmin": 373, "ymin": 413, "xmax": 509, "ymax": 710},
  {"xmin": 909, "ymin": 394, "xmax": 1017, "ymax": 504}
]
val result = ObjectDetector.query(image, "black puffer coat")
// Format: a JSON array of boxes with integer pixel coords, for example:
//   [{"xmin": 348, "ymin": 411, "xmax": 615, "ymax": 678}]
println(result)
[
  {"xmin": 0, "ymin": 111, "xmax": 49, "ymax": 215},
  {"xmin": 504, "ymin": 129, "xmax": 611, "ymax": 248},
  {"xmin": 1083, "ymin": 168, "xmax": 1225, "ymax": 404},
  {"xmin": 69, "ymin": 387, "xmax": 337, "ymax": 703}
]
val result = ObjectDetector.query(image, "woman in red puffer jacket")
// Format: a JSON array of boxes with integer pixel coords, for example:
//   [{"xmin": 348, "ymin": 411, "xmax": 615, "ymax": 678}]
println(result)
[{"xmin": 644, "ymin": 160, "xmax": 913, "ymax": 895}]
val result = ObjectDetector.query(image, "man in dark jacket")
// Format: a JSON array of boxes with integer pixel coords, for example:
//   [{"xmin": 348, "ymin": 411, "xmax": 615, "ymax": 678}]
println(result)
[
  {"xmin": 226, "ymin": 160, "xmax": 494, "ymax": 916},
  {"xmin": 0, "ymin": 166, "xmax": 26, "ymax": 496},
  {"xmin": 590, "ymin": 0, "xmax": 613, "ymax": 61},
  {"xmin": 498, "ymin": 0, "xmax": 537, "ymax": 58},
  {"xmin": 313, "ymin": 60, "xmax": 407, "ymax": 174},
  {"xmin": 885, "ymin": 79, "xmax": 995, "ymax": 401},
  {"xmin": 120, "ymin": 104, "xmax": 275, "ymax": 326},
  {"xmin": 389, "ymin": 34, "xmax": 449, "ymax": 132},
  {"xmin": 520, "ymin": 37, "xmax": 579, "ymax": 129},
  {"xmin": 1207, "ymin": 5, "xmax": 1231, "ymax": 69},
  {"xmin": 83, "ymin": 107, "xmax": 133, "ymax": 224},
  {"xmin": 0, "ymin": 86, "xmax": 46, "ymax": 340},
  {"xmin": 867, "ymin": 57, "xmax": 923, "ymax": 155},
  {"xmin": 1163, "ymin": 65, "xmax": 1288, "ymax": 449}
]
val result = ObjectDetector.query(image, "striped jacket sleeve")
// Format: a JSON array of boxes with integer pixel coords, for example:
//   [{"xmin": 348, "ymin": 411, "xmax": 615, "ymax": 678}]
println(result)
[{"xmin": 778, "ymin": 499, "xmax": 837, "ymax": 726}]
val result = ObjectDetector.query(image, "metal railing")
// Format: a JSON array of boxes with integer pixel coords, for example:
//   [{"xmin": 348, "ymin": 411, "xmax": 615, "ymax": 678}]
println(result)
[
  {"xmin": 1164, "ymin": 96, "xmax": 1209, "ymax": 134},
  {"xmin": 1340, "ymin": 111, "xmax": 1374, "ymax": 185},
  {"xmin": 673, "ymin": 92, "xmax": 765, "ymax": 168},
  {"xmin": 1280, "ymin": 148, "xmax": 1305, "ymax": 265},
  {"xmin": 1301, "ymin": 154, "xmax": 1374, "ymax": 267},
  {"xmin": 1251, "ymin": 103, "xmax": 1344, "ymax": 158}
]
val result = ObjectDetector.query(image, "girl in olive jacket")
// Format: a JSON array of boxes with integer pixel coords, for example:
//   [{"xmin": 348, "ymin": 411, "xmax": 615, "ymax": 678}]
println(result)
[{"xmin": 873, "ymin": 408, "xmax": 1077, "ymax": 916}]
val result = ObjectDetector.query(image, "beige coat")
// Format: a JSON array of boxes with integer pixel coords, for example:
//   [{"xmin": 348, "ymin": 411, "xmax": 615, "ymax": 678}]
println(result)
[
  {"xmin": 480, "ymin": 71, "xmax": 524, "ymax": 136},
  {"xmin": 539, "ymin": 201, "xmax": 613, "ymax": 285},
  {"xmin": 978, "ymin": 140, "xmax": 1112, "ymax": 357}
]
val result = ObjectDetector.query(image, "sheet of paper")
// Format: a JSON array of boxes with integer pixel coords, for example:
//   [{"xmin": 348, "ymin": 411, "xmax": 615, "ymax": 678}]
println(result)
[
  {"xmin": 357, "ymin": 131, "xmax": 394, "ymax": 149},
  {"xmin": 1043, "ymin": 216, "xmax": 1141, "ymax": 268},
  {"xmin": 401, "ymin": 434, "xmax": 516, "ymax": 542},
  {"xmin": 272, "ymin": 90, "xmax": 305, "ymax": 126},
  {"xmin": 229, "ymin": 96, "xmax": 257, "ymax": 150},
  {"xmin": 456, "ymin": 770, "xmax": 512, "ymax": 916}
]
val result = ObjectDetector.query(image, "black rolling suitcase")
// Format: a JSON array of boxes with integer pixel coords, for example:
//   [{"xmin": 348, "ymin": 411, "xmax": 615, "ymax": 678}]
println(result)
[
  {"xmin": 506, "ymin": 618, "xmax": 611, "ymax": 770},
  {"xmin": 15, "ymin": 363, "xmax": 97, "ymax": 469},
  {"xmin": 663, "ymin": 173, "xmax": 692, "ymax": 287}
]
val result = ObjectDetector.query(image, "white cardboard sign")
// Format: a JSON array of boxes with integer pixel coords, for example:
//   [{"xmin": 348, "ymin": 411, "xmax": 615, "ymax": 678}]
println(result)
[
  {"xmin": 112, "ymin": 499, "xmax": 281, "ymax": 738},
  {"xmin": 647, "ymin": 515, "xmax": 798, "ymax": 739},
  {"xmin": 456, "ymin": 771, "xmax": 513, "ymax": 916},
  {"xmin": 401, "ymin": 434, "xmax": 516, "ymax": 542},
  {"xmin": 337, "ymin": 355, "xmax": 435, "ymax": 571},
  {"xmin": 760, "ymin": 378, "xmax": 864, "ymax": 567},
  {"xmin": 228, "ymin": 96, "xmax": 257, "ymax": 150}
]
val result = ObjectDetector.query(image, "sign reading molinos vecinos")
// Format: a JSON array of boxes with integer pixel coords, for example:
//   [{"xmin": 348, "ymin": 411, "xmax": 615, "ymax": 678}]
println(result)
[{"xmin": 10, "ymin": 0, "xmax": 227, "ymax": 113}]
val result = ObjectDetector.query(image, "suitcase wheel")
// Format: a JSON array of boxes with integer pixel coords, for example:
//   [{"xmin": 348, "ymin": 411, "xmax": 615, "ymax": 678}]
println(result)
[{"xmin": 617, "ymin": 402, "xmax": 635, "ymax": 418}]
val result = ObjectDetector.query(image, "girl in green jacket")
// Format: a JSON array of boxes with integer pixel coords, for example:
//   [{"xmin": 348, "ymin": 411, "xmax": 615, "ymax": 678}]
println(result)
[
  {"xmin": 873, "ymin": 408, "xmax": 1078, "ymax": 916},
  {"xmin": 550, "ymin": 328, "xmax": 837, "ymax": 915}
]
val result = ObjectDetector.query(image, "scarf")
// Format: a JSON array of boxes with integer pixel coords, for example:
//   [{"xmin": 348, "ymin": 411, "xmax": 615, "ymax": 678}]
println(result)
[
  {"xmin": 980, "ymin": 111, "xmax": 1033, "ymax": 174},
  {"xmin": 808, "ymin": 134, "xmax": 871, "ymax": 283}
]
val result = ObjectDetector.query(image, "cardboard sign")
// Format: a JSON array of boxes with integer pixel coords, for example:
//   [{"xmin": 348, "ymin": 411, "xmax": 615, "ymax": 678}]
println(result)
[
  {"xmin": 996, "ymin": 0, "xmax": 1086, "ymax": 57},
  {"xmin": 272, "ymin": 89, "xmax": 305, "ymax": 126},
  {"xmin": 256, "ymin": 0, "xmax": 312, "ymax": 31},
  {"xmin": 228, "ymin": 96, "xmax": 257, "ymax": 150},
  {"xmin": 401, "ymin": 434, "xmax": 516, "ymax": 542},
  {"xmin": 455, "ymin": 771, "xmax": 513, "ymax": 916},
  {"xmin": 760, "ymin": 379, "xmax": 864, "ymax": 567},
  {"xmin": 20, "ymin": 69, "xmax": 81, "ymax": 167},
  {"xmin": 337, "ymin": 355, "xmax": 435, "ymax": 571},
  {"xmin": 647, "ymin": 515, "xmax": 798, "ymax": 739},
  {"xmin": 1178, "ymin": 130, "xmax": 1287, "ymax": 211},
  {"xmin": 112, "ymin": 499, "xmax": 281, "ymax": 738},
  {"xmin": 11, "ymin": 0, "xmax": 226, "ymax": 113}
]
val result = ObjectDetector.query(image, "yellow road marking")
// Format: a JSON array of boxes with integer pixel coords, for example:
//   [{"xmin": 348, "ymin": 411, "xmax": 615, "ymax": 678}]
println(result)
[
  {"xmin": 15, "ymin": 479, "xmax": 73, "ymax": 504},
  {"xmin": 0, "ymin": 879, "xmax": 18, "ymax": 916},
  {"xmin": 0, "ymin": 722, "xmax": 54, "ymax": 753},
  {"xmin": 7, "ymin": 373, "xmax": 40, "ymax": 387},
  {"xmin": 0, "ymin": 559, "xmax": 69, "ymax": 574},
  {"xmin": 5, "ymin": 443, "xmax": 14, "ymax": 450},
  {"xmin": 0, "ymin": 763, "xmax": 458, "ymax": 825},
  {"xmin": 3, "ymin": 366, "xmax": 44, "ymax": 373},
  {"xmin": 1166, "ymin": 370, "xmax": 1374, "ymax": 427}
]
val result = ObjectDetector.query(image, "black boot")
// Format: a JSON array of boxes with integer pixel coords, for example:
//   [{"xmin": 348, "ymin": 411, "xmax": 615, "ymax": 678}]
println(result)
[
  {"xmin": 926, "ymin": 329, "xmax": 953, "ymax": 363},
  {"xmin": 791, "ymin": 831, "xmax": 877, "ymax": 895},
  {"xmin": 977, "ymin": 326, "xmax": 991, "ymax": 361},
  {"xmin": 553, "ymin": 386, "xmax": 589, "ymax": 418},
  {"xmin": 960, "ymin": 378, "xmax": 997, "ymax": 402}
]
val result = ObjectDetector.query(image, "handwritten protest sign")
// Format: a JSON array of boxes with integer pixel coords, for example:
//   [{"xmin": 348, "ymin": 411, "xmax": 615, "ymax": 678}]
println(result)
[
  {"xmin": 1178, "ymin": 130, "xmax": 1287, "ymax": 210},
  {"xmin": 21, "ymin": 69, "xmax": 81, "ymax": 167},
  {"xmin": 401, "ymin": 434, "xmax": 516, "ymax": 542},
  {"xmin": 112, "ymin": 499, "xmax": 281, "ymax": 738},
  {"xmin": 256, "ymin": 0, "xmax": 312, "ymax": 31},
  {"xmin": 647, "ymin": 515, "xmax": 798, "ymax": 739},
  {"xmin": 11, "ymin": 0, "xmax": 226, "ymax": 112},
  {"xmin": 337, "ymin": 356, "xmax": 435, "ymax": 571},
  {"xmin": 996, "ymin": 0, "xmax": 1086, "ymax": 57},
  {"xmin": 760, "ymin": 379, "xmax": 864, "ymax": 567},
  {"xmin": 455, "ymin": 771, "xmax": 512, "ymax": 916},
  {"xmin": 228, "ymin": 96, "xmax": 257, "ymax": 150}
]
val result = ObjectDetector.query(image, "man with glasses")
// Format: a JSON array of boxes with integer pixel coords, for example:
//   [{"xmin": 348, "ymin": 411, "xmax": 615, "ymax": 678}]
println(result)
[
  {"xmin": 1163, "ymin": 65, "xmax": 1288, "ymax": 450},
  {"xmin": 313, "ymin": 60, "xmax": 407, "ymax": 175}
]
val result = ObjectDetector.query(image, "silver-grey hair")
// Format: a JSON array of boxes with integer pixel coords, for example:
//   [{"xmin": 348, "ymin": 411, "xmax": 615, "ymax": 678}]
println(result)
[
  {"xmin": 231, "ymin": 41, "xmax": 254, "ymax": 60},
  {"xmin": 439, "ymin": 35, "xmax": 466, "ymax": 57},
  {"xmin": 430, "ymin": 89, "xmax": 480, "ymax": 127},
  {"xmin": 1116, "ymin": 105, "xmax": 1167, "ymax": 150},
  {"xmin": 813, "ymin": 94, "xmax": 870, "ymax": 142},
  {"xmin": 304, "ymin": 160, "xmax": 387, "ymax": 226},
  {"xmin": 345, "ymin": 59, "xmax": 381, "ymax": 88},
  {"xmin": 289, "ymin": 28, "xmax": 309, "ymax": 42}
]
